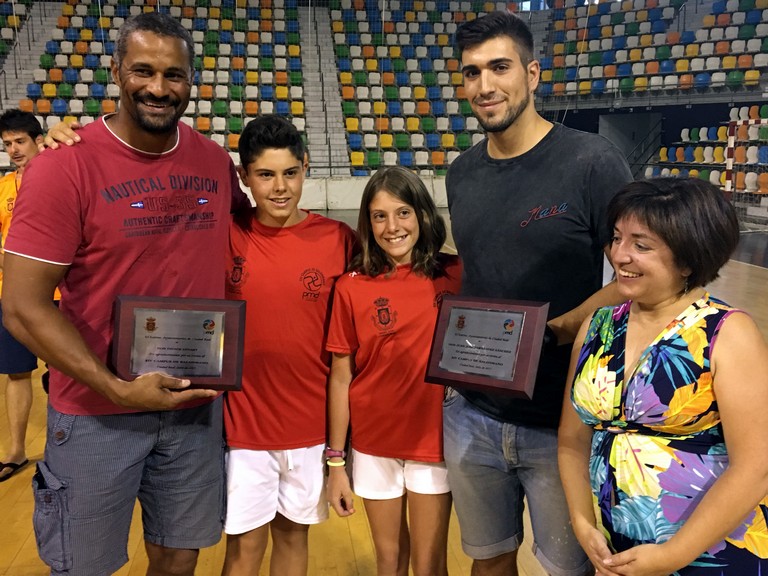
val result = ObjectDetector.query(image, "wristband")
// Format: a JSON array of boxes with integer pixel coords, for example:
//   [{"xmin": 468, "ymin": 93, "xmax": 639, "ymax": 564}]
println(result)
[
  {"xmin": 325, "ymin": 447, "xmax": 346, "ymax": 460},
  {"xmin": 326, "ymin": 459, "xmax": 346, "ymax": 467}
]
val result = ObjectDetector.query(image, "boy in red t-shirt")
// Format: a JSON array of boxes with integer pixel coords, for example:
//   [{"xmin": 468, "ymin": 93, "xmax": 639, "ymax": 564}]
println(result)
[{"xmin": 221, "ymin": 115, "xmax": 356, "ymax": 576}]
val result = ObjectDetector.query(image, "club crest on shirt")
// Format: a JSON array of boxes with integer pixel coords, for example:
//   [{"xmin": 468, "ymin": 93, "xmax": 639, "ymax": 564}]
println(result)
[
  {"xmin": 372, "ymin": 296, "xmax": 398, "ymax": 333},
  {"xmin": 300, "ymin": 268, "xmax": 325, "ymax": 302},
  {"xmin": 227, "ymin": 256, "xmax": 247, "ymax": 294}
]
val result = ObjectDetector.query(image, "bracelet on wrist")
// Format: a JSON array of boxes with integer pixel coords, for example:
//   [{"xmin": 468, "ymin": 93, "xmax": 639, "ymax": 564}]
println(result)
[
  {"xmin": 326, "ymin": 459, "xmax": 346, "ymax": 467},
  {"xmin": 325, "ymin": 446, "xmax": 346, "ymax": 460}
]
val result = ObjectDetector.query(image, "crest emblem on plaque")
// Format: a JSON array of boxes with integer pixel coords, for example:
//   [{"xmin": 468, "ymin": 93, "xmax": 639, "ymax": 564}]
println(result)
[
  {"xmin": 456, "ymin": 315, "xmax": 466, "ymax": 331},
  {"xmin": 145, "ymin": 317, "xmax": 157, "ymax": 332},
  {"xmin": 372, "ymin": 297, "xmax": 398, "ymax": 332}
]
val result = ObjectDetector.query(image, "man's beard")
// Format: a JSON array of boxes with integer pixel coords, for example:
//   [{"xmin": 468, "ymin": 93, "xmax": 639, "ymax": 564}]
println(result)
[{"xmin": 475, "ymin": 90, "xmax": 530, "ymax": 133}]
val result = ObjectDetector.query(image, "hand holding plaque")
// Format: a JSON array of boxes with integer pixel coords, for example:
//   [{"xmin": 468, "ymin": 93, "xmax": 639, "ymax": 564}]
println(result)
[
  {"xmin": 425, "ymin": 296, "xmax": 549, "ymax": 399},
  {"xmin": 112, "ymin": 296, "xmax": 245, "ymax": 391}
]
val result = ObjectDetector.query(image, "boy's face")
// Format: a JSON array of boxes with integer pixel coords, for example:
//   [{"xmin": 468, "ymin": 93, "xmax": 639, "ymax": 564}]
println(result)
[
  {"xmin": 239, "ymin": 147, "xmax": 308, "ymax": 228},
  {"xmin": 2, "ymin": 130, "xmax": 42, "ymax": 171}
]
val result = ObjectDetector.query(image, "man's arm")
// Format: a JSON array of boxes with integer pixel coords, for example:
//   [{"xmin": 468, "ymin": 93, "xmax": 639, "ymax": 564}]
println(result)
[
  {"xmin": 2, "ymin": 253, "xmax": 217, "ymax": 410},
  {"xmin": 547, "ymin": 280, "xmax": 622, "ymax": 346}
]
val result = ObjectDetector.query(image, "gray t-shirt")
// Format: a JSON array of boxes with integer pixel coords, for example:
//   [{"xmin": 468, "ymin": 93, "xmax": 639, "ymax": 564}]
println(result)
[{"xmin": 447, "ymin": 123, "xmax": 633, "ymax": 427}]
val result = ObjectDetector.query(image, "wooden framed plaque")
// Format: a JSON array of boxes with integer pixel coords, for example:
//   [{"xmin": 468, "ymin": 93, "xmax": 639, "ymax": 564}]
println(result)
[
  {"xmin": 425, "ymin": 296, "xmax": 549, "ymax": 399},
  {"xmin": 112, "ymin": 295, "xmax": 245, "ymax": 391}
]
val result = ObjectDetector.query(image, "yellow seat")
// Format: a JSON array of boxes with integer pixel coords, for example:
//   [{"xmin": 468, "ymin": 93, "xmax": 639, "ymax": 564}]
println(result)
[
  {"xmin": 345, "ymin": 118, "xmax": 359, "ymax": 132},
  {"xmin": 339, "ymin": 72, "xmax": 352, "ymax": 85},
  {"xmin": 722, "ymin": 56, "xmax": 737, "ymax": 69},
  {"xmin": 441, "ymin": 133, "xmax": 455, "ymax": 148},
  {"xmin": 221, "ymin": 19, "xmax": 232, "ymax": 31},
  {"xmin": 451, "ymin": 72, "xmax": 463, "ymax": 85},
  {"xmin": 350, "ymin": 151, "xmax": 364, "ymax": 166},
  {"xmin": 275, "ymin": 86, "xmax": 289, "ymax": 99},
  {"xmin": 685, "ymin": 44, "xmax": 699, "ymax": 57},
  {"xmin": 639, "ymin": 34, "xmax": 652, "ymax": 47},
  {"xmin": 204, "ymin": 56, "xmax": 216, "ymax": 69},
  {"xmin": 675, "ymin": 59, "xmax": 689, "ymax": 72},
  {"xmin": 629, "ymin": 48, "xmax": 643, "ymax": 62},
  {"xmin": 291, "ymin": 101, "xmax": 304, "ymax": 116},
  {"xmin": 42, "ymin": 83, "xmax": 57, "ymax": 98},
  {"xmin": 261, "ymin": 8, "xmax": 272, "ymax": 19},
  {"xmin": 366, "ymin": 59, "xmax": 378, "ymax": 72},
  {"xmin": 70, "ymin": 54, "xmax": 83, "ymax": 68},
  {"xmin": 406, "ymin": 117, "xmax": 420, "ymax": 132},
  {"xmin": 413, "ymin": 86, "xmax": 427, "ymax": 99},
  {"xmin": 438, "ymin": 34, "xmax": 449, "ymax": 46},
  {"xmin": 246, "ymin": 71, "xmax": 259, "ymax": 84},
  {"xmin": 99, "ymin": 17, "xmax": 111, "ymax": 28},
  {"xmin": 288, "ymin": 45, "xmax": 300, "ymax": 57},
  {"xmin": 390, "ymin": 46, "xmax": 401, "ymax": 58},
  {"xmin": 332, "ymin": 21, "xmax": 343, "ymax": 33},
  {"xmin": 634, "ymin": 77, "xmax": 648, "ymax": 91},
  {"xmin": 541, "ymin": 70, "xmax": 553, "ymax": 82},
  {"xmin": 380, "ymin": 133, "xmax": 394, "ymax": 148},
  {"xmin": 373, "ymin": 101, "xmax": 387, "ymax": 115},
  {"xmin": 744, "ymin": 69, "xmax": 760, "ymax": 86}
]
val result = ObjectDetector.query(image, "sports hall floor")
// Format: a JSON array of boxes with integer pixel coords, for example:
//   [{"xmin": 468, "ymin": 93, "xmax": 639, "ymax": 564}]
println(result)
[{"xmin": 0, "ymin": 222, "xmax": 765, "ymax": 575}]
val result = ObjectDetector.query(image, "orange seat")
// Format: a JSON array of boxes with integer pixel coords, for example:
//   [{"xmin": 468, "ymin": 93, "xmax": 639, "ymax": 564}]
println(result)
[
  {"xmin": 196, "ymin": 117, "xmax": 211, "ymax": 132},
  {"xmin": 456, "ymin": 86, "xmax": 467, "ymax": 100},
  {"xmin": 375, "ymin": 117, "xmax": 389, "ymax": 131},
  {"xmin": 646, "ymin": 61, "xmax": 659, "ymax": 74},
  {"xmin": 261, "ymin": 20, "xmax": 272, "ymax": 32},
  {"xmin": 49, "ymin": 68, "xmax": 63, "ymax": 83},
  {"xmin": 102, "ymin": 100, "xmax": 116, "ymax": 114},
  {"xmin": 553, "ymin": 83, "xmax": 565, "ymax": 95},
  {"xmin": 679, "ymin": 74, "xmax": 693, "ymax": 90},
  {"xmin": 75, "ymin": 41, "xmax": 88, "ymax": 55},
  {"xmin": 36, "ymin": 99, "xmax": 51, "ymax": 114},
  {"xmin": 446, "ymin": 59, "xmax": 459, "ymax": 72},
  {"xmin": 737, "ymin": 125, "xmax": 749, "ymax": 141},
  {"xmin": 758, "ymin": 173, "xmax": 768, "ymax": 194},
  {"xmin": 182, "ymin": 6, "xmax": 195, "ymax": 18},
  {"xmin": 275, "ymin": 71, "xmax": 288, "ymax": 85},
  {"xmin": 247, "ymin": 32, "xmax": 259, "ymax": 44},
  {"xmin": 416, "ymin": 101, "xmax": 430, "ymax": 115},
  {"xmin": 715, "ymin": 41, "xmax": 730, "ymax": 55},
  {"xmin": 431, "ymin": 151, "xmax": 445, "ymax": 166},
  {"xmin": 228, "ymin": 134, "xmax": 240, "ymax": 150},
  {"xmin": 667, "ymin": 31, "xmax": 680, "ymax": 44},
  {"xmin": 57, "ymin": 16, "xmax": 69, "ymax": 29},
  {"xmin": 198, "ymin": 85, "xmax": 214, "ymax": 99},
  {"xmin": 362, "ymin": 45, "xmax": 374, "ymax": 58},
  {"xmin": 19, "ymin": 99, "xmax": 34, "ymax": 113},
  {"xmin": 231, "ymin": 57, "xmax": 245, "ymax": 70},
  {"xmin": 382, "ymin": 72, "xmax": 395, "ymax": 85},
  {"xmin": 715, "ymin": 13, "xmax": 730, "ymax": 26},
  {"xmin": 734, "ymin": 145, "xmax": 747, "ymax": 164},
  {"xmin": 603, "ymin": 64, "xmax": 616, "ymax": 78},
  {"xmin": 341, "ymin": 86, "xmax": 355, "ymax": 99},
  {"xmin": 553, "ymin": 55, "xmax": 566, "ymax": 68},
  {"xmin": 244, "ymin": 101, "xmax": 259, "ymax": 116},
  {"xmin": 383, "ymin": 21, "xmax": 395, "ymax": 33},
  {"xmin": 738, "ymin": 54, "xmax": 753, "ymax": 68},
  {"xmin": 735, "ymin": 172, "xmax": 746, "ymax": 191}
]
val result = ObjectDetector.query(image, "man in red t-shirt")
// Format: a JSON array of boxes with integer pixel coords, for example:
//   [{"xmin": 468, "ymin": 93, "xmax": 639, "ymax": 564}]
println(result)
[{"xmin": 3, "ymin": 13, "xmax": 246, "ymax": 576}]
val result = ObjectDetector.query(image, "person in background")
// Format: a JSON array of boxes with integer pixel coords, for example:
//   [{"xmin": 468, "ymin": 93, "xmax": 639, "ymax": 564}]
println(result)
[
  {"xmin": 221, "ymin": 114, "xmax": 356, "ymax": 576},
  {"xmin": 559, "ymin": 178, "xmax": 768, "ymax": 576},
  {"xmin": 326, "ymin": 166, "xmax": 462, "ymax": 576}
]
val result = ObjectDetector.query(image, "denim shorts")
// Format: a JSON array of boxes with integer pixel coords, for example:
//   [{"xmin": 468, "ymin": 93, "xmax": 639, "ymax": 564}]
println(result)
[
  {"xmin": 33, "ymin": 398, "xmax": 225, "ymax": 576},
  {"xmin": 443, "ymin": 388, "xmax": 591, "ymax": 576}
]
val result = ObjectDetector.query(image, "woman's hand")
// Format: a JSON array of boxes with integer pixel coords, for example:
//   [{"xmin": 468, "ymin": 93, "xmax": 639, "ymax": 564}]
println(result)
[
  {"xmin": 601, "ymin": 543, "xmax": 681, "ymax": 576},
  {"xmin": 327, "ymin": 466, "xmax": 355, "ymax": 517},
  {"xmin": 572, "ymin": 522, "xmax": 622, "ymax": 576}
]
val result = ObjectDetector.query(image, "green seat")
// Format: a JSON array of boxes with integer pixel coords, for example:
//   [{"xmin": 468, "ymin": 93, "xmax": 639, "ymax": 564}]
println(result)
[
  {"xmin": 435, "ymin": 168, "xmax": 448, "ymax": 176},
  {"xmin": 335, "ymin": 45, "xmax": 349, "ymax": 58},
  {"xmin": 610, "ymin": 12, "xmax": 624, "ymax": 25},
  {"xmin": 762, "ymin": 37, "xmax": 768, "ymax": 53},
  {"xmin": 739, "ymin": 0, "xmax": 755, "ymax": 9},
  {"xmin": 234, "ymin": 19, "xmax": 247, "ymax": 32},
  {"xmin": 94, "ymin": 69, "xmax": 109, "ymax": 84},
  {"xmin": 761, "ymin": 105, "xmax": 768, "ymax": 119},
  {"xmin": 289, "ymin": 71, "xmax": 302, "ymax": 85},
  {"xmin": 286, "ymin": 9, "xmax": 298, "ymax": 19},
  {"xmin": 220, "ymin": 7, "xmax": 233, "ymax": 18},
  {"xmin": 626, "ymin": 22, "xmax": 640, "ymax": 36},
  {"xmin": 87, "ymin": 4, "xmax": 101, "ymax": 16},
  {"xmin": 228, "ymin": 117, "xmax": 243, "ymax": 133},
  {"xmin": 384, "ymin": 85, "xmax": 398, "ymax": 100},
  {"xmin": 0, "ymin": 40, "xmax": 8, "ymax": 56},
  {"xmin": 344, "ymin": 21, "xmax": 357, "ymax": 33},
  {"xmin": 421, "ymin": 117, "xmax": 436, "ymax": 132},
  {"xmin": 287, "ymin": 32, "xmax": 300, "ymax": 44},
  {"xmin": 213, "ymin": 100, "xmax": 228, "ymax": 116},
  {"xmin": 428, "ymin": 11, "xmax": 441, "ymax": 22},
  {"xmin": 260, "ymin": 57, "xmax": 274, "ymax": 71},
  {"xmin": 738, "ymin": 24, "xmax": 755, "ymax": 40},
  {"xmin": 342, "ymin": 101, "xmax": 356, "ymax": 116},
  {"xmin": 619, "ymin": 77, "xmax": 634, "ymax": 94},
  {"xmin": 553, "ymin": 68, "xmax": 566, "ymax": 82},
  {"xmin": 353, "ymin": 71, "xmax": 367, "ymax": 86},
  {"xmin": 671, "ymin": 0, "xmax": 686, "ymax": 8},
  {"xmin": 203, "ymin": 43, "xmax": 218, "ymax": 57},
  {"xmin": 330, "ymin": 0, "xmax": 341, "ymax": 7},
  {"xmin": 366, "ymin": 151, "xmax": 381, "ymax": 168},
  {"xmin": 197, "ymin": 0, "xmax": 210, "ymax": 6},
  {"xmin": 759, "ymin": 125, "xmax": 768, "ymax": 140},
  {"xmin": 395, "ymin": 134, "xmax": 410, "ymax": 150},
  {"xmin": 459, "ymin": 100, "xmax": 472, "ymax": 116},
  {"xmin": 588, "ymin": 52, "xmax": 602, "ymax": 66},
  {"xmin": 565, "ymin": 41, "xmax": 576, "ymax": 55},
  {"xmin": 392, "ymin": 59, "xmax": 405, "ymax": 72},
  {"xmin": 656, "ymin": 46, "xmax": 671, "ymax": 60},
  {"xmin": 40, "ymin": 53, "xmax": 54, "ymax": 69},
  {"xmin": 457, "ymin": 133, "xmax": 472, "ymax": 150},
  {"xmin": 85, "ymin": 99, "xmax": 101, "ymax": 115},
  {"xmin": 689, "ymin": 127, "xmax": 700, "ymax": 142},
  {"xmin": 422, "ymin": 72, "xmax": 436, "ymax": 87},
  {"xmin": 372, "ymin": 34, "xmax": 384, "ymax": 46},
  {"xmin": 204, "ymin": 31, "xmax": 219, "ymax": 44},
  {"xmin": 194, "ymin": 56, "xmax": 202, "ymax": 70},
  {"xmin": 726, "ymin": 70, "xmax": 744, "ymax": 90},
  {"xmin": 57, "ymin": 83, "xmax": 73, "ymax": 98},
  {"xmin": 230, "ymin": 85, "xmax": 243, "ymax": 100}
]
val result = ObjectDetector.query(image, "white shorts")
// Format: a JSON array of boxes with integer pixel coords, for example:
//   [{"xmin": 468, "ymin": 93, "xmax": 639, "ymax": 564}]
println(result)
[
  {"xmin": 351, "ymin": 448, "xmax": 451, "ymax": 500},
  {"xmin": 224, "ymin": 444, "xmax": 329, "ymax": 535}
]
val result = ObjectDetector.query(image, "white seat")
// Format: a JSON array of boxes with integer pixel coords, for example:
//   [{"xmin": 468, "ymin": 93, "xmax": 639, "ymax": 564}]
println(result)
[
  {"xmin": 649, "ymin": 76, "xmax": 664, "ymax": 90},
  {"xmin": 663, "ymin": 75, "xmax": 678, "ymax": 90}
]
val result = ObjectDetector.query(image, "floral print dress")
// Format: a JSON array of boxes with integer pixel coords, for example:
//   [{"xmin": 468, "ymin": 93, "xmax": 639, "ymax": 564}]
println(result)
[{"xmin": 571, "ymin": 294, "xmax": 768, "ymax": 575}]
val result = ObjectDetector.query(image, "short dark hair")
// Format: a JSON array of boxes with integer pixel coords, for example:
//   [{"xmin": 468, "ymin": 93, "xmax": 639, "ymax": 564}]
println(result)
[
  {"xmin": 0, "ymin": 109, "xmax": 43, "ymax": 140},
  {"xmin": 455, "ymin": 11, "xmax": 534, "ymax": 65},
  {"xmin": 238, "ymin": 114, "xmax": 306, "ymax": 169},
  {"xmin": 607, "ymin": 178, "xmax": 739, "ymax": 288},
  {"xmin": 351, "ymin": 166, "xmax": 447, "ymax": 279},
  {"xmin": 115, "ymin": 12, "xmax": 194, "ymax": 74}
]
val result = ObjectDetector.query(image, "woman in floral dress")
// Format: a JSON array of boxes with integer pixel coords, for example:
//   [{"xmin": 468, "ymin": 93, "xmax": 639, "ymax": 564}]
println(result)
[{"xmin": 558, "ymin": 178, "xmax": 768, "ymax": 576}]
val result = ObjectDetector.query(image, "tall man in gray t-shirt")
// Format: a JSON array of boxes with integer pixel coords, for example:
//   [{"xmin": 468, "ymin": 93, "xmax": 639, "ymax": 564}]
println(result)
[{"xmin": 443, "ymin": 11, "xmax": 633, "ymax": 576}]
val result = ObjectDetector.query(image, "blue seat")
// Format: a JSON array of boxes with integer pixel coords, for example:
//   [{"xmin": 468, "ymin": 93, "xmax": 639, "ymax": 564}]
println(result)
[
  {"xmin": 275, "ymin": 32, "xmax": 286, "ymax": 45},
  {"xmin": 93, "ymin": 29, "xmax": 108, "ymax": 42},
  {"xmin": 412, "ymin": 34, "xmax": 424, "ymax": 46},
  {"xmin": 349, "ymin": 134, "xmax": 363, "ymax": 150},
  {"xmin": 338, "ymin": 58, "xmax": 351, "ymax": 72},
  {"xmin": 347, "ymin": 33, "xmax": 360, "ymax": 45},
  {"xmin": 426, "ymin": 133, "xmax": 441, "ymax": 149},
  {"xmin": 746, "ymin": 10, "xmax": 761, "ymax": 24},
  {"xmin": 588, "ymin": 27, "xmax": 600, "ymax": 40},
  {"xmin": 193, "ymin": 71, "xmax": 200, "ymax": 85},
  {"xmin": 26, "ymin": 83, "xmax": 42, "ymax": 99},
  {"xmin": 83, "ymin": 16, "xmax": 98, "ymax": 29},
  {"xmin": 427, "ymin": 86, "xmax": 441, "ymax": 100},
  {"xmin": 115, "ymin": 4, "xmax": 129, "ymax": 17},
  {"xmin": 402, "ymin": 46, "xmax": 415, "ymax": 59},
  {"xmin": 554, "ymin": 31, "xmax": 565, "ymax": 43},
  {"xmin": 602, "ymin": 51, "xmax": 616, "ymax": 65},
  {"xmin": 419, "ymin": 22, "xmax": 432, "ymax": 34},
  {"xmin": 419, "ymin": 58, "xmax": 432, "ymax": 72},
  {"xmin": 667, "ymin": 146, "xmax": 677, "ymax": 161},
  {"xmin": 711, "ymin": 0, "xmax": 726, "ymax": 14},
  {"xmin": 651, "ymin": 20, "xmax": 667, "ymax": 34},
  {"xmin": 231, "ymin": 71, "xmax": 245, "ymax": 85},
  {"xmin": 260, "ymin": 44, "xmax": 273, "ymax": 57},
  {"xmin": 683, "ymin": 146, "xmax": 695, "ymax": 162},
  {"xmin": 391, "ymin": 9, "xmax": 404, "ymax": 21},
  {"xmin": 660, "ymin": 60, "xmax": 675, "ymax": 74},
  {"xmin": 232, "ymin": 44, "xmax": 246, "ymax": 57},
  {"xmin": 220, "ymin": 31, "xmax": 233, "ymax": 44},
  {"xmin": 395, "ymin": 72, "xmax": 409, "ymax": 86},
  {"xmin": 104, "ymin": 41, "xmax": 115, "ymax": 55},
  {"xmin": 428, "ymin": 46, "xmax": 441, "ymax": 59},
  {"xmin": 0, "ymin": 3, "xmax": 12, "ymax": 15},
  {"xmin": 617, "ymin": 63, "xmax": 632, "ymax": 77},
  {"xmin": 450, "ymin": 116, "xmax": 465, "ymax": 131},
  {"xmin": 261, "ymin": 86, "xmax": 274, "ymax": 99},
  {"xmin": 91, "ymin": 83, "xmax": 105, "ymax": 99},
  {"xmin": 379, "ymin": 58, "xmax": 392, "ymax": 72},
  {"xmin": 45, "ymin": 40, "xmax": 59, "ymax": 55},
  {"xmin": 707, "ymin": 127, "xmax": 717, "ymax": 140},
  {"xmin": 598, "ymin": 2, "xmax": 611, "ymax": 14},
  {"xmin": 678, "ymin": 168, "xmax": 689, "ymax": 178},
  {"xmin": 538, "ymin": 83, "xmax": 553, "ymax": 97},
  {"xmin": 342, "ymin": 9, "xmax": 354, "ymax": 20},
  {"xmin": 587, "ymin": 15, "xmax": 600, "ymax": 27},
  {"xmin": 758, "ymin": 146, "xmax": 768, "ymax": 164},
  {"xmin": 369, "ymin": 21, "xmax": 383, "ymax": 33},
  {"xmin": 287, "ymin": 21, "xmax": 300, "ymax": 33},
  {"xmin": 65, "ymin": 28, "xmax": 79, "ymax": 42},
  {"xmin": 63, "ymin": 68, "xmax": 79, "ymax": 83},
  {"xmin": 399, "ymin": 151, "xmax": 414, "ymax": 167},
  {"xmin": 694, "ymin": 73, "xmax": 711, "ymax": 89},
  {"xmin": 648, "ymin": 8, "xmax": 662, "ymax": 21},
  {"xmin": 565, "ymin": 67, "xmax": 578, "ymax": 81},
  {"xmin": 591, "ymin": 79, "xmax": 605, "ymax": 94},
  {"xmin": 613, "ymin": 36, "xmax": 626, "ymax": 50},
  {"xmin": 246, "ymin": 7, "xmax": 259, "ymax": 19},
  {"xmin": 680, "ymin": 30, "xmax": 696, "ymax": 44},
  {"xmin": 540, "ymin": 56, "xmax": 553, "ymax": 69},
  {"xmin": 352, "ymin": 169, "xmax": 369, "ymax": 176},
  {"xmin": 193, "ymin": 18, "xmax": 207, "ymax": 31},
  {"xmin": 84, "ymin": 54, "xmax": 99, "ymax": 69},
  {"xmin": 52, "ymin": 98, "xmax": 68, "ymax": 115},
  {"xmin": 432, "ymin": 101, "xmax": 445, "ymax": 115},
  {"xmin": 276, "ymin": 101, "xmax": 290, "ymax": 115}
]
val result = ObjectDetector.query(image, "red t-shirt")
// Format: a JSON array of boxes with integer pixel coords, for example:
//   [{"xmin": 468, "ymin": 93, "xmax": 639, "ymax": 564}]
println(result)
[
  {"xmin": 326, "ymin": 256, "xmax": 462, "ymax": 462},
  {"xmin": 224, "ymin": 211, "xmax": 356, "ymax": 450},
  {"xmin": 5, "ymin": 118, "xmax": 244, "ymax": 415}
]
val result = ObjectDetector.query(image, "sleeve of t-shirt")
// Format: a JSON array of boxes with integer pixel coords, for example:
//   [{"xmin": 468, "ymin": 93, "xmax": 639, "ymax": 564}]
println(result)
[
  {"xmin": 326, "ymin": 277, "xmax": 359, "ymax": 354},
  {"xmin": 4, "ymin": 153, "xmax": 82, "ymax": 265},
  {"xmin": 587, "ymin": 139, "xmax": 634, "ymax": 248}
]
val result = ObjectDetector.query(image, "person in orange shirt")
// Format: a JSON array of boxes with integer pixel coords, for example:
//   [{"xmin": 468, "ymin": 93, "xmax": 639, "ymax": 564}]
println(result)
[
  {"xmin": 0, "ymin": 109, "xmax": 44, "ymax": 482},
  {"xmin": 326, "ymin": 167, "xmax": 462, "ymax": 576}
]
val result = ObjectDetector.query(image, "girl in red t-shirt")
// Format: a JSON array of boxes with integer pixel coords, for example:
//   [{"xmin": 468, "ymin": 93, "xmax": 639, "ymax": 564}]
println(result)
[{"xmin": 326, "ymin": 166, "xmax": 461, "ymax": 576}]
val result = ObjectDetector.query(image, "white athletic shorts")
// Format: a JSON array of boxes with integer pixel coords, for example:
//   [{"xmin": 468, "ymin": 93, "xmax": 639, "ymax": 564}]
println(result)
[
  {"xmin": 224, "ymin": 444, "xmax": 328, "ymax": 535},
  {"xmin": 351, "ymin": 448, "xmax": 451, "ymax": 500}
]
